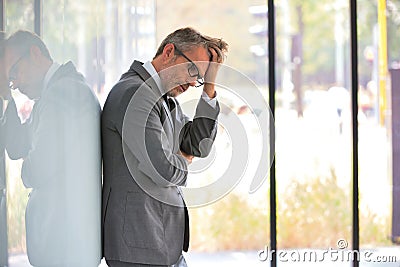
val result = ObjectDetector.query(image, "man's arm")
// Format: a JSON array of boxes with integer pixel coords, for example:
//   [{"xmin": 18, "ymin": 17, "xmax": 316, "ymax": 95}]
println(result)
[
  {"xmin": 202, "ymin": 47, "xmax": 223, "ymax": 99},
  {"xmin": 4, "ymin": 98, "xmax": 31, "ymax": 159},
  {"xmin": 122, "ymin": 86, "xmax": 190, "ymax": 187},
  {"xmin": 178, "ymin": 97, "xmax": 219, "ymax": 158},
  {"xmin": 179, "ymin": 47, "xmax": 222, "ymax": 158},
  {"xmin": 20, "ymin": 82, "xmax": 101, "ymax": 189},
  {"xmin": 0, "ymin": 98, "xmax": 5, "ymax": 152}
]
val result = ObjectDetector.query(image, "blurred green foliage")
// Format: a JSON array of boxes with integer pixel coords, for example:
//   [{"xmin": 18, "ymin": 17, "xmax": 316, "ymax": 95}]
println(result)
[
  {"xmin": 278, "ymin": 168, "xmax": 352, "ymax": 248},
  {"xmin": 7, "ymin": 164, "xmax": 390, "ymax": 252},
  {"xmin": 190, "ymin": 168, "xmax": 390, "ymax": 251},
  {"xmin": 190, "ymin": 192, "xmax": 269, "ymax": 251}
]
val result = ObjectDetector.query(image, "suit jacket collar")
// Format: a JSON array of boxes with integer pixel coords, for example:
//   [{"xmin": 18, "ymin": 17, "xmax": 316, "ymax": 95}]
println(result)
[
  {"xmin": 47, "ymin": 61, "xmax": 78, "ymax": 87},
  {"xmin": 36, "ymin": 61, "xmax": 79, "ymax": 101},
  {"xmin": 129, "ymin": 60, "xmax": 151, "ymax": 81},
  {"xmin": 43, "ymin": 63, "xmax": 61, "ymax": 90},
  {"xmin": 128, "ymin": 60, "xmax": 164, "ymax": 98}
]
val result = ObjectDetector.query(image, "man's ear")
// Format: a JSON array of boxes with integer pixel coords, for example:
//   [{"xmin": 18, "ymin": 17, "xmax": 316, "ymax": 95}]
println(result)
[
  {"xmin": 30, "ymin": 45, "xmax": 42, "ymax": 61},
  {"xmin": 162, "ymin": 43, "xmax": 176, "ymax": 64}
]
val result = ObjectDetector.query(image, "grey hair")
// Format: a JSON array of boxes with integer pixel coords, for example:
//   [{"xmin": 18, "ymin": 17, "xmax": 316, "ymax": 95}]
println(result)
[
  {"xmin": 154, "ymin": 27, "xmax": 228, "ymax": 60},
  {"xmin": 6, "ymin": 30, "xmax": 52, "ymax": 60}
]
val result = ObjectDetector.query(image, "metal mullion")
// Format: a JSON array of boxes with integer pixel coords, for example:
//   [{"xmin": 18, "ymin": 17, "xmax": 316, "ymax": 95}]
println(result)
[
  {"xmin": 34, "ymin": 0, "xmax": 41, "ymax": 36},
  {"xmin": 0, "ymin": 0, "xmax": 4, "ymax": 31},
  {"xmin": 268, "ymin": 0, "xmax": 276, "ymax": 266},
  {"xmin": 349, "ymin": 0, "xmax": 359, "ymax": 266}
]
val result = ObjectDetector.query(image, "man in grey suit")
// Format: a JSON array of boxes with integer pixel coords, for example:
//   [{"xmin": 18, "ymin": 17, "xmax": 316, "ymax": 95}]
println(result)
[
  {"xmin": 3, "ymin": 30, "xmax": 102, "ymax": 267},
  {"xmin": 102, "ymin": 27, "xmax": 228, "ymax": 266}
]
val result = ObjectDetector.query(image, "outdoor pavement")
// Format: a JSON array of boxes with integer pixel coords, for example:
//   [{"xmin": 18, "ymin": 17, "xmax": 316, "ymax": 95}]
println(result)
[{"xmin": 7, "ymin": 248, "xmax": 400, "ymax": 267}]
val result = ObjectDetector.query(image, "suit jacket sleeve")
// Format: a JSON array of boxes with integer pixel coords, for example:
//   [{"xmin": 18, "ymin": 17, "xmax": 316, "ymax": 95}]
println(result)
[
  {"xmin": 20, "ymin": 80, "xmax": 100, "ymax": 189},
  {"xmin": 122, "ymin": 85, "xmax": 189, "ymax": 187},
  {"xmin": 19, "ymin": 89, "xmax": 69, "ymax": 188},
  {"xmin": 179, "ymin": 97, "xmax": 220, "ymax": 158},
  {"xmin": 4, "ymin": 98, "xmax": 31, "ymax": 160}
]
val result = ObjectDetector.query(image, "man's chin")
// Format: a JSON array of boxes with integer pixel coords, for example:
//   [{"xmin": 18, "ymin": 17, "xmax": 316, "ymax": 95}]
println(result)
[
  {"xmin": 18, "ymin": 89, "xmax": 34, "ymax": 100},
  {"xmin": 167, "ymin": 87, "xmax": 182, "ymax": 98}
]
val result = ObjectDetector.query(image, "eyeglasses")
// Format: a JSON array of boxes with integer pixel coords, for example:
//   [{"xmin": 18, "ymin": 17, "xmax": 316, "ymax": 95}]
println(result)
[
  {"xmin": 8, "ymin": 50, "xmax": 30, "ymax": 89},
  {"xmin": 173, "ymin": 45, "xmax": 204, "ymax": 87}
]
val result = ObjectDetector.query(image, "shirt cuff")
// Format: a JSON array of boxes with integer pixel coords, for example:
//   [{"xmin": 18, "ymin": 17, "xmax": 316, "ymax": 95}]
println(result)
[
  {"xmin": 201, "ymin": 91, "xmax": 217, "ymax": 109},
  {"xmin": 0, "ymin": 98, "xmax": 4, "ymax": 122}
]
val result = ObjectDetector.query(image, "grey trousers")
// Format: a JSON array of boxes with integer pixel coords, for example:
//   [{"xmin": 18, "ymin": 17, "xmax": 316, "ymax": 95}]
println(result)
[
  {"xmin": 106, "ymin": 260, "xmax": 167, "ymax": 267},
  {"xmin": 106, "ymin": 255, "xmax": 187, "ymax": 267}
]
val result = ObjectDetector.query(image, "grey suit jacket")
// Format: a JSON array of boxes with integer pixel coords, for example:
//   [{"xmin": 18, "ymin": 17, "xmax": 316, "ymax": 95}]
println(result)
[
  {"xmin": 4, "ymin": 62, "xmax": 102, "ymax": 267},
  {"xmin": 101, "ymin": 61, "xmax": 219, "ymax": 265}
]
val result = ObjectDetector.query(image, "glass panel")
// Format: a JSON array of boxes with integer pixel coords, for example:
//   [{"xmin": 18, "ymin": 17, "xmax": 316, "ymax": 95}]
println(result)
[
  {"xmin": 275, "ymin": 0, "xmax": 353, "ymax": 265},
  {"xmin": 5, "ymin": 0, "xmax": 34, "ymax": 33},
  {"xmin": 156, "ymin": 1, "xmax": 270, "ymax": 266},
  {"xmin": 3, "ymin": 0, "xmax": 109, "ymax": 266},
  {"xmin": 100, "ymin": 0, "xmax": 157, "ymax": 105},
  {"xmin": 3, "ymin": 1, "xmax": 34, "ymax": 266},
  {"xmin": 359, "ymin": 0, "xmax": 400, "ymax": 265},
  {"xmin": 45, "ymin": 1, "xmax": 156, "ymax": 266}
]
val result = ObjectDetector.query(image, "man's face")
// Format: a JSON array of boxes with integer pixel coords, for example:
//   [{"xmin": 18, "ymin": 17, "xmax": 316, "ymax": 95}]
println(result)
[
  {"xmin": 5, "ymin": 47, "xmax": 42, "ymax": 100},
  {"xmin": 162, "ymin": 46, "xmax": 210, "ymax": 98}
]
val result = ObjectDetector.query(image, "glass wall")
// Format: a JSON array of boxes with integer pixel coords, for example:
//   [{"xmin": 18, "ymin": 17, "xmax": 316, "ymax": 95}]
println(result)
[
  {"xmin": 156, "ymin": 1, "xmax": 271, "ymax": 266},
  {"xmin": 3, "ymin": 1, "xmax": 271, "ymax": 266},
  {"xmin": 358, "ymin": 0, "xmax": 400, "ymax": 265},
  {"xmin": 3, "ymin": 1, "xmax": 34, "ymax": 266},
  {"xmin": 275, "ymin": 0, "xmax": 353, "ymax": 264},
  {"xmin": 41, "ymin": 0, "xmax": 156, "ymax": 105},
  {"xmin": 2, "ymin": 0, "xmax": 400, "ymax": 267},
  {"xmin": 273, "ymin": 0, "xmax": 400, "ymax": 266},
  {"xmin": 3, "ymin": 1, "xmax": 157, "ymax": 266}
]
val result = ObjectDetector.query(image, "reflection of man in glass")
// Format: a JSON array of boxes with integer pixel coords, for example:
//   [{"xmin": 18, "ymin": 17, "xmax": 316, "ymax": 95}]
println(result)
[
  {"xmin": 3, "ymin": 30, "xmax": 102, "ymax": 267},
  {"xmin": 102, "ymin": 27, "xmax": 228, "ymax": 267},
  {"xmin": 0, "ymin": 31, "xmax": 8, "ymax": 267}
]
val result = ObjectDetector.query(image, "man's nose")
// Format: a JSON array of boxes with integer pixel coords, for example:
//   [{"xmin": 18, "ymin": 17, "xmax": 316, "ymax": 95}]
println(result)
[
  {"xmin": 188, "ymin": 81, "xmax": 197, "ymax": 87},
  {"xmin": 9, "ymin": 80, "xmax": 19, "ymax": 90},
  {"xmin": 187, "ymin": 76, "xmax": 197, "ymax": 87}
]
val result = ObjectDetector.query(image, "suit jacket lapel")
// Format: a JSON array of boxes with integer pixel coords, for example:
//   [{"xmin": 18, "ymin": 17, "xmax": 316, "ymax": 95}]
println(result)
[
  {"xmin": 161, "ymin": 101, "xmax": 174, "ymax": 130},
  {"xmin": 130, "ymin": 61, "xmax": 175, "ymax": 130}
]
